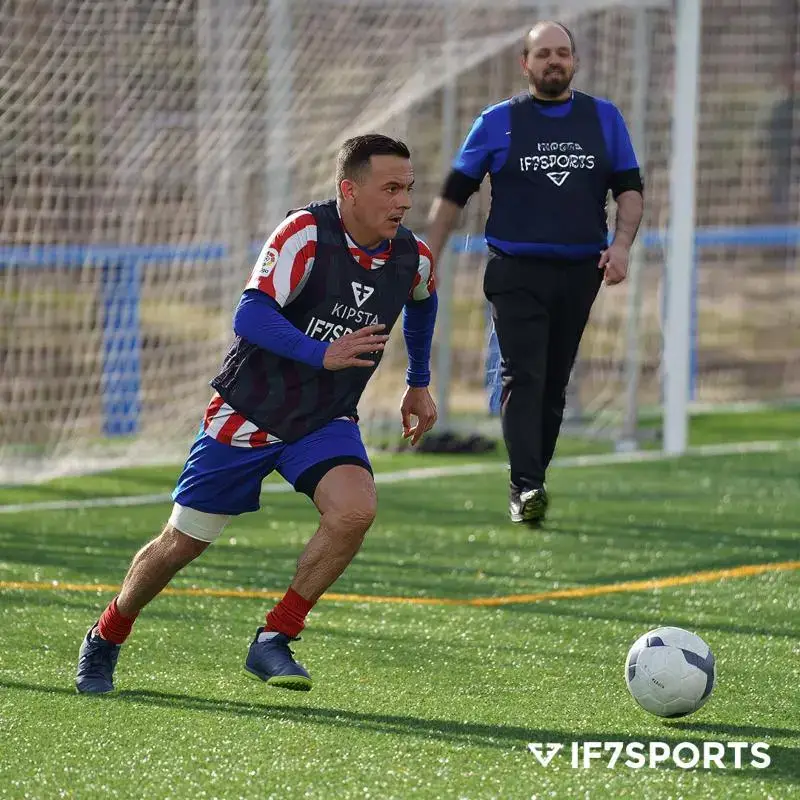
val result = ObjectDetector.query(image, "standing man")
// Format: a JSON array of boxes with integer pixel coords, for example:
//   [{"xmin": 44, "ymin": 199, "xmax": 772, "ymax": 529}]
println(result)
[
  {"xmin": 427, "ymin": 21, "xmax": 643, "ymax": 526},
  {"xmin": 76, "ymin": 134, "xmax": 438, "ymax": 693}
]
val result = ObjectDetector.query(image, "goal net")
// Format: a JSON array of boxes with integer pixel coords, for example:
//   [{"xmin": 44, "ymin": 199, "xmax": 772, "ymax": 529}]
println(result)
[{"xmin": 1, "ymin": 0, "xmax": 798, "ymax": 483}]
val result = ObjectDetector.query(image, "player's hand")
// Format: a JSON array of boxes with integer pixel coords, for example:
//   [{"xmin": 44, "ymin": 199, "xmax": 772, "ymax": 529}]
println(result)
[
  {"xmin": 598, "ymin": 243, "xmax": 629, "ymax": 286},
  {"xmin": 323, "ymin": 324, "xmax": 389, "ymax": 370},
  {"xmin": 400, "ymin": 386, "xmax": 437, "ymax": 446}
]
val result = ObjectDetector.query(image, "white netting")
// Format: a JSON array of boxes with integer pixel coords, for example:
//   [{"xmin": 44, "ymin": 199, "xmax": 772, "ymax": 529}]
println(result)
[{"xmin": 1, "ymin": 0, "xmax": 798, "ymax": 482}]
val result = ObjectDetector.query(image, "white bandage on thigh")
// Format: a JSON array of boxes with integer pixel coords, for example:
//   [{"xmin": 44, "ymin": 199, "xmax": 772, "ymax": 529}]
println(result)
[{"xmin": 168, "ymin": 503, "xmax": 231, "ymax": 543}]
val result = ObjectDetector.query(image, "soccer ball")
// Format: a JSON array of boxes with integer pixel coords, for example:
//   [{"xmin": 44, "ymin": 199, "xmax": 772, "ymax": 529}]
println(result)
[{"xmin": 625, "ymin": 626, "xmax": 716, "ymax": 718}]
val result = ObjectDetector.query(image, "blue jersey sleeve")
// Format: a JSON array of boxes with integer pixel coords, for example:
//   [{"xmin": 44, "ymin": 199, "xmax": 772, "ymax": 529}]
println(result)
[
  {"xmin": 234, "ymin": 290, "xmax": 328, "ymax": 369},
  {"xmin": 403, "ymin": 292, "xmax": 437, "ymax": 388},
  {"xmin": 452, "ymin": 102, "xmax": 512, "ymax": 180},
  {"xmin": 610, "ymin": 106, "xmax": 639, "ymax": 172},
  {"xmin": 452, "ymin": 114, "xmax": 491, "ymax": 180},
  {"xmin": 595, "ymin": 99, "xmax": 640, "ymax": 172}
]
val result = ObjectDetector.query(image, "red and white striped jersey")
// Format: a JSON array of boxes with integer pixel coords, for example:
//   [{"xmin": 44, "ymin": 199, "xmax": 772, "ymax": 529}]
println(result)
[
  {"xmin": 245, "ymin": 209, "xmax": 435, "ymax": 305},
  {"xmin": 203, "ymin": 208, "xmax": 435, "ymax": 448}
]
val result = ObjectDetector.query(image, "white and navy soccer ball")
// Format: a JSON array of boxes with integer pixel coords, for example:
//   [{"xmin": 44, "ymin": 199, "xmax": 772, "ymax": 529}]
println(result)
[{"xmin": 625, "ymin": 626, "xmax": 715, "ymax": 718}]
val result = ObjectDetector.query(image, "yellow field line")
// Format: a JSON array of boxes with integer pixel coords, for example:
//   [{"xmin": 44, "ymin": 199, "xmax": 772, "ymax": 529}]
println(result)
[{"xmin": 1, "ymin": 561, "xmax": 797, "ymax": 607}]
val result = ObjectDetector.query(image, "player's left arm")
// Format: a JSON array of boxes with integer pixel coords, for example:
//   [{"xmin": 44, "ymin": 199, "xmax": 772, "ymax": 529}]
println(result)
[
  {"xmin": 400, "ymin": 237, "xmax": 438, "ymax": 445},
  {"xmin": 599, "ymin": 104, "xmax": 645, "ymax": 285}
]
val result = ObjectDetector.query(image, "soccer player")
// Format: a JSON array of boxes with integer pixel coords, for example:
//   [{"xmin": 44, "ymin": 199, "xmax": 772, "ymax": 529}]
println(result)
[
  {"xmin": 426, "ymin": 21, "xmax": 643, "ymax": 526},
  {"xmin": 76, "ymin": 134, "xmax": 438, "ymax": 693}
]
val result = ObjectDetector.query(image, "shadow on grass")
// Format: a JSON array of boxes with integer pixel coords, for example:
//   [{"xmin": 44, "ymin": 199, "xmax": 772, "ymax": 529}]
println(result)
[{"xmin": 1, "ymin": 680, "xmax": 798, "ymax": 782}]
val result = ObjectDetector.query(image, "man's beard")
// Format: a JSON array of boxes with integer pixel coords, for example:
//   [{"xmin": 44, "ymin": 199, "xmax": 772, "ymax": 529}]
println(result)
[{"xmin": 530, "ymin": 67, "xmax": 573, "ymax": 98}]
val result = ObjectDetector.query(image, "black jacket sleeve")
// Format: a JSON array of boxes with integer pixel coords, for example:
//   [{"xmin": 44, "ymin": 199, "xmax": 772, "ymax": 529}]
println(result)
[
  {"xmin": 611, "ymin": 168, "xmax": 644, "ymax": 199},
  {"xmin": 441, "ymin": 168, "xmax": 483, "ymax": 208}
]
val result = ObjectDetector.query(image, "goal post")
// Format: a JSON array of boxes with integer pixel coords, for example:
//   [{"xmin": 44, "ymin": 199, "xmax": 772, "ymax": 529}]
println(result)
[{"xmin": 662, "ymin": 0, "xmax": 701, "ymax": 455}]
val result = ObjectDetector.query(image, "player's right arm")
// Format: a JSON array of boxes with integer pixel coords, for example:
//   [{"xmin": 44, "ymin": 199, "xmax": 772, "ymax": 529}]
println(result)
[
  {"xmin": 235, "ymin": 211, "xmax": 387, "ymax": 370},
  {"xmin": 244, "ymin": 210, "xmax": 318, "ymax": 306}
]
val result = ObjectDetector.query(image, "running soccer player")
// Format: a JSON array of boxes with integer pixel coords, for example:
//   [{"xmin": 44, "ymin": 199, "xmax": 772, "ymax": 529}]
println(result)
[{"xmin": 76, "ymin": 134, "xmax": 438, "ymax": 693}]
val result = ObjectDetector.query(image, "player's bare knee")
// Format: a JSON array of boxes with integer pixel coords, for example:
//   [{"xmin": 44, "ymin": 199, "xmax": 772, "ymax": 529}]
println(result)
[
  {"xmin": 314, "ymin": 465, "xmax": 377, "ymax": 538},
  {"xmin": 325, "ymin": 502, "xmax": 376, "ymax": 539}
]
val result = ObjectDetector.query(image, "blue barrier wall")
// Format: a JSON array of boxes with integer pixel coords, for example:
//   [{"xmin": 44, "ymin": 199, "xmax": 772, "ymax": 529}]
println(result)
[{"xmin": 2, "ymin": 226, "xmax": 798, "ymax": 433}]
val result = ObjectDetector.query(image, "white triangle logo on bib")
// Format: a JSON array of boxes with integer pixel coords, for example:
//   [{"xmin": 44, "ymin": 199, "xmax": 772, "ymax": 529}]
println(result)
[
  {"xmin": 351, "ymin": 281, "xmax": 375, "ymax": 308},
  {"xmin": 546, "ymin": 171, "xmax": 571, "ymax": 187}
]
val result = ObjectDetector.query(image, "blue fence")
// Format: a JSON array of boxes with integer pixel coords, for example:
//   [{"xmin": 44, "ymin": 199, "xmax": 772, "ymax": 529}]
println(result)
[
  {"xmin": 2, "ymin": 226, "xmax": 798, "ymax": 433},
  {"xmin": 1, "ymin": 242, "xmax": 257, "ymax": 438}
]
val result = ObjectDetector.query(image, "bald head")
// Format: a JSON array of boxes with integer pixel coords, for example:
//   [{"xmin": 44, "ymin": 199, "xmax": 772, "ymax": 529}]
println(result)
[
  {"xmin": 523, "ymin": 22, "xmax": 576, "ymax": 58},
  {"xmin": 521, "ymin": 21, "xmax": 577, "ymax": 100}
]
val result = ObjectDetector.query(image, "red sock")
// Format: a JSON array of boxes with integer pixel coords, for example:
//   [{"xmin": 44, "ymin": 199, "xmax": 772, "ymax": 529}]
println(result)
[
  {"xmin": 97, "ymin": 597, "xmax": 139, "ymax": 645},
  {"xmin": 265, "ymin": 588, "xmax": 314, "ymax": 638}
]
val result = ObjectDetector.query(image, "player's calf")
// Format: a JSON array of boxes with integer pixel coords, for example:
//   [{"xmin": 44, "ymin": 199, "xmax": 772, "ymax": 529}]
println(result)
[{"xmin": 75, "ymin": 519, "xmax": 212, "ymax": 694}]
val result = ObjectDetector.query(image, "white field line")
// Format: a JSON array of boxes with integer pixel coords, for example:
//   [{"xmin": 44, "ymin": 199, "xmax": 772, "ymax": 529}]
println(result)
[{"xmin": 1, "ymin": 438, "xmax": 798, "ymax": 515}]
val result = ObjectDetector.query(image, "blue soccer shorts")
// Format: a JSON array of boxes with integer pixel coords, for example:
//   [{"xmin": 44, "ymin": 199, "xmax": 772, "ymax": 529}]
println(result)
[{"xmin": 169, "ymin": 419, "xmax": 372, "ymax": 542}]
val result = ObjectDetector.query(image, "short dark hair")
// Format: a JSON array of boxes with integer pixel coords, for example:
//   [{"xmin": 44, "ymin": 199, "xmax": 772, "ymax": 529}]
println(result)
[
  {"xmin": 335, "ymin": 134, "xmax": 411, "ymax": 196},
  {"xmin": 522, "ymin": 21, "xmax": 576, "ymax": 58}
]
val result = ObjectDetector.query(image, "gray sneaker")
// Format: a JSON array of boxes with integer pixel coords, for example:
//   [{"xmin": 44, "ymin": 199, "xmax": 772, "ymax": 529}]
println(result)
[{"xmin": 509, "ymin": 485, "xmax": 549, "ymax": 526}]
